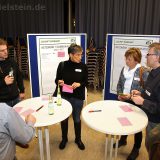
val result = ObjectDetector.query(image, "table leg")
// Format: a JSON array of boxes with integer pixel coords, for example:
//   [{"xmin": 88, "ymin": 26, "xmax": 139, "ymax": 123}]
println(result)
[
  {"xmin": 105, "ymin": 134, "xmax": 109, "ymax": 160},
  {"xmin": 114, "ymin": 135, "xmax": 119, "ymax": 159},
  {"xmin": 109, "ymin": 135, "xmax": 114, "ymax": 160},
  {"xmin": 38, "ymin": 127, "xmax": 44, "ymax": 160},
  {"xmin": 35, "ymin": 128, "xmax": 38, "ymax": 138},
  {"xmin": 44, "ymin": 127, "xmax": 51, "ymax": 160}
]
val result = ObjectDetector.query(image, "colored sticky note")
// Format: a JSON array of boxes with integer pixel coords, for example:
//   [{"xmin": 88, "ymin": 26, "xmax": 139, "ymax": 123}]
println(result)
[
  {"xmin": 119, "ymin": 105, "xmax": 133, "ymax": 112},
  {"xmin": 117, "ymin": 117, "xmax": 132, "ymax": 126},
  {"xmin": 20, "ymin": 109, "xmax": 35, "ymax": 117},
  {"xmin": 62, "ymin": 84, "xmax": 73, "ymax": 93},
  {"xmin": 14, "ymin": 107, "xmax": 23, "ymax": 113},
  {"xmin": 58, "ymin": 52, "xmax": 65, "ymax": 57},
  {"xmin": 41, "ymin": 95, "xmax": 49, "ymax": 101}
]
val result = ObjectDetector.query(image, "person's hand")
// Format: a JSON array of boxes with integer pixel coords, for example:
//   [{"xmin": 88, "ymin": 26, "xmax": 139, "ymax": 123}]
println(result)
[
  {"xmin": 131, "ymin": 95, "xmax": 144, "ymax": 105},
  {"xmin": 25, "ymin": 114, "xmax": 36, "ymax": 124},
  {"xmin": 131, "ymin": 90, "xmax": 141, "ymax": 96},
  {"xmin": 58, "ymin": 80, "xmax": 64, "ymax": 86},
  {"xmin": 72, "ymin": 82, "xmax": 81, "ymax": 89},
  {"xmin": 19, "ymin": 93, "xmax": 25, "ymax": 100},
  {"xmin": 4, "ymin": 75, "xmax": 14, "ymax": 85},
  {"xmin": 118, "ymin": 93, "xmax": 131, "ymax": 101},
  {"xmin": 118, "ymin": 95, "xmax": 125, "ymax": 101}
]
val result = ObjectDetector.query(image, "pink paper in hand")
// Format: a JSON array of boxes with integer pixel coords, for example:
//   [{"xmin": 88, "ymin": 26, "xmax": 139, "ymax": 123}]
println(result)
[
  {"xmin": 20, "ymin": 109, "xmax": 35, "ymax": 117},
  {"xmin": 62, "ymin": 84, "xmax": 73, "ymax": 93},
  {"xmin": 120, "ymin": 105, "xmax": 133, "ymax": 112},
  {"xmin": 118, "ymin": 117, "xmax": 132, "ymax": 126},
  {"xmin": 14, "ymin": 107, "xmax": 23, "ymax": 113}
]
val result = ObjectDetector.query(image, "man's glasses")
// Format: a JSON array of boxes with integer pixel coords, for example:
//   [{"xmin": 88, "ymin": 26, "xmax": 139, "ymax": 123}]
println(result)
[{"xmin": 146, "ymin": 53, "xmax": 157, "ymax": 56}]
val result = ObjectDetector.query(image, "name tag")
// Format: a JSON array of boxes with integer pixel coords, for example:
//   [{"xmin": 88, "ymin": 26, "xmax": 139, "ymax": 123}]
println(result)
[
  {"xmin": 145, "ymin": 90, "xmax": 151, "ymax": 96},
  {"xmin": 134, "ymin": 77, "xmax": 140, "ymax": 81},
  {"xmin": 75, "ymin": 69, "xmax": 82, "ymax": 72}
]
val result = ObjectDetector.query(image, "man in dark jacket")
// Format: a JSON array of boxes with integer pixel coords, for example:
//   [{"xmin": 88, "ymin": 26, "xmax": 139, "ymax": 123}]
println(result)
[
  {"xmin": 131, "ymin": 42, "xmax": 160, "ymax": 159},
  {"xmin": 0, "ymin": 38, "xmax": 25, "ymax": 107}
]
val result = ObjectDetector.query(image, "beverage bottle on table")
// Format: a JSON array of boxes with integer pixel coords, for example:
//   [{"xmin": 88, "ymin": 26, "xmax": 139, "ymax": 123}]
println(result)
[
  {"xmin": 57, "ymin": 84, "xmax": 62, "ymax": 106},
  {"xmin": 48, "ymin": 94, "xmax": 54, "ymax": 115}
]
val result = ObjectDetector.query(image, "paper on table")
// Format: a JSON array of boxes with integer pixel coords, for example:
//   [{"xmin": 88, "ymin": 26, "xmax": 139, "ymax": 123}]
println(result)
[
  {"xmin": 14, "ymin": 107, "xmax": 23, "ymax": 113},
  {"xmin": 62, "ymin": 84, "xmax": 73, "ymax": 93},
  {"xmin": 117, "ymin": 117, "xmax": 132, "ymax": 126},
  {"xmin": 20, "ymin": 109, "xmax": 35, "ymax": 117},
  {"xmin": 119, "ymin": 105, "xmax": 133, "ymax": 112},
  {"xmin": 41, "ymin": 95, "xmax": 49, "ymax": 101}
]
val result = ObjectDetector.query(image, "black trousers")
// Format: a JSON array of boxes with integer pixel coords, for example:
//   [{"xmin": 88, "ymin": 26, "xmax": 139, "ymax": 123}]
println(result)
[
  {"xmin": 60, "ymin": 118, "xmax": 82, "ymax": 141},
  {"xmin": 13, "ymin": 156, "xmax": 17, "ymax": 160},
  {"xmin": 120, "ymin": 131, "xmax": 142, "ymax": 149}
]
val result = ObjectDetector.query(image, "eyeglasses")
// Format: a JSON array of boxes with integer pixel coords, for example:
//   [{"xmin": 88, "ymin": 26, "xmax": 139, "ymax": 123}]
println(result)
[{"xmin": 146, "ymin": 53, "xmax": 157, "ymax": 56}]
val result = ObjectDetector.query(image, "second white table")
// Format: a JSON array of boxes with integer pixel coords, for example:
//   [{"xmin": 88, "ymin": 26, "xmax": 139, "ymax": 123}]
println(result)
[{"xmin": 82, "ymin": 100, "xmax": 148, "ymax": 160}]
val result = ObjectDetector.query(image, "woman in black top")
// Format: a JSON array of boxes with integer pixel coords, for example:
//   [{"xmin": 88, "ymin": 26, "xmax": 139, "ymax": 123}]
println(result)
[{"xmin": 54, "ymin": 44, "xmax": 88, "ymax": 150}]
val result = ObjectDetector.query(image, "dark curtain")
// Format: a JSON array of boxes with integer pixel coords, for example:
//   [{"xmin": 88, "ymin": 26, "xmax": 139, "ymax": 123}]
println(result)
[
  {"xmin": 75, "ymin": 0, "xmax": 160, "ymax": 48},
  {"xmin": 0, "ymin": 0, "xmax": 64, "ymax": 37}
]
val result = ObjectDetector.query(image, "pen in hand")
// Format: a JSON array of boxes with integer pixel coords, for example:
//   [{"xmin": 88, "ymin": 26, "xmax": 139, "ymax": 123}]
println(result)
[
  {"xmin": 36, "ymin": 105, "xmax": 44, "ymax": 112},
  {"xmin": 89, "ymin": 110, "xmax": 102, "ymax": 113}
]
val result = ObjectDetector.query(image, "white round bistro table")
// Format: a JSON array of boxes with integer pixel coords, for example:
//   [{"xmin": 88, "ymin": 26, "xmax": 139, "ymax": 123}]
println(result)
[
  {"xmin": 82, "ymin": 100, "xmax": 148, "ymax": 160},
  {"xmin": 14, "ymin": 97, "xmax": 72, "ymax": 160}
]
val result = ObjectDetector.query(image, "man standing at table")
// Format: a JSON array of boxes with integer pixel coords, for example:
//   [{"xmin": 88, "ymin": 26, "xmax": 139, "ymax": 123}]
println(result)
[
  {"xmin": 54, "ymin": 43, "xmax": 88, "ymax": 150},
  {"xmin": 0, "ymin": 38, "xmax": 25, "ymax": 107},
  {"xmin": 0, "ymin": 103, "xmax": 36, "ymax": 160},
  {"xmin": 131, "ymin": 42, "xmax": 160, "ymax": 153}
]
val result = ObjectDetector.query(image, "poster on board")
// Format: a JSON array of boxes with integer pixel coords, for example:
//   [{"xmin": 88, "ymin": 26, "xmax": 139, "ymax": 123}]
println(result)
[
  {"xmin": 104, "ymin": 34, "xmax": 160, "ymax": 100},
  {"xmin": 36, "ymin": 36, "xmax": 81, "ymax": 95},
  {"xmin": 27, "ymin": 34, "xmax": 87, "ymax": 97}
]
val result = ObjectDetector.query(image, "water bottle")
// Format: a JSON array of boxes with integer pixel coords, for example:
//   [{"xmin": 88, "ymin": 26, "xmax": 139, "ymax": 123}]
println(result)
[
  {"xmin": 48, "ymin": 95, "xmax": 54, "ymax": 115},
  {"xmin": 57, "ymin": 84, "xmax": 62, "ymax": 106}
]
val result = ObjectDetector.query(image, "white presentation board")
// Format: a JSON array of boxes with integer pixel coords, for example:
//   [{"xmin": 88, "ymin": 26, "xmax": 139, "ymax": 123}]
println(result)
[
  {"xmin": 104, "ymin": 34, "xmax": 160, "ymax": 100},
  {"xmin": 27, "ymin": 34, "xmax": 87, "ymax": 97}
]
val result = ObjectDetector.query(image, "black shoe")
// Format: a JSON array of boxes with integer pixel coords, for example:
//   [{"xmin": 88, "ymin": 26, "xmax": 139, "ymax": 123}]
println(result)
[
  {"xmin": 127, "ymin": 148, "xmax": 139, "ymax": 160},
  {"xmin": 59, "ymin": 139, "xmax": 68, "ymax": 150},
  {"xmin": 75, "ymin": 139, "xmax": 85, "ymax": 150},
  {"xmin": 113, "ymin": 140, "xmax": 127, "ymax": 148},
  {"xmin": 16, "ymin": 142, "xmax": 29, "ymax": 148}
]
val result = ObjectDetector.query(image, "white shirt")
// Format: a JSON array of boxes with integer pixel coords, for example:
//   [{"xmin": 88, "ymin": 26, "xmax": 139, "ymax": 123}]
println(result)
[{"xmin": 123, "ymin": 64, "xmax": 141, "ymax": 93}]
